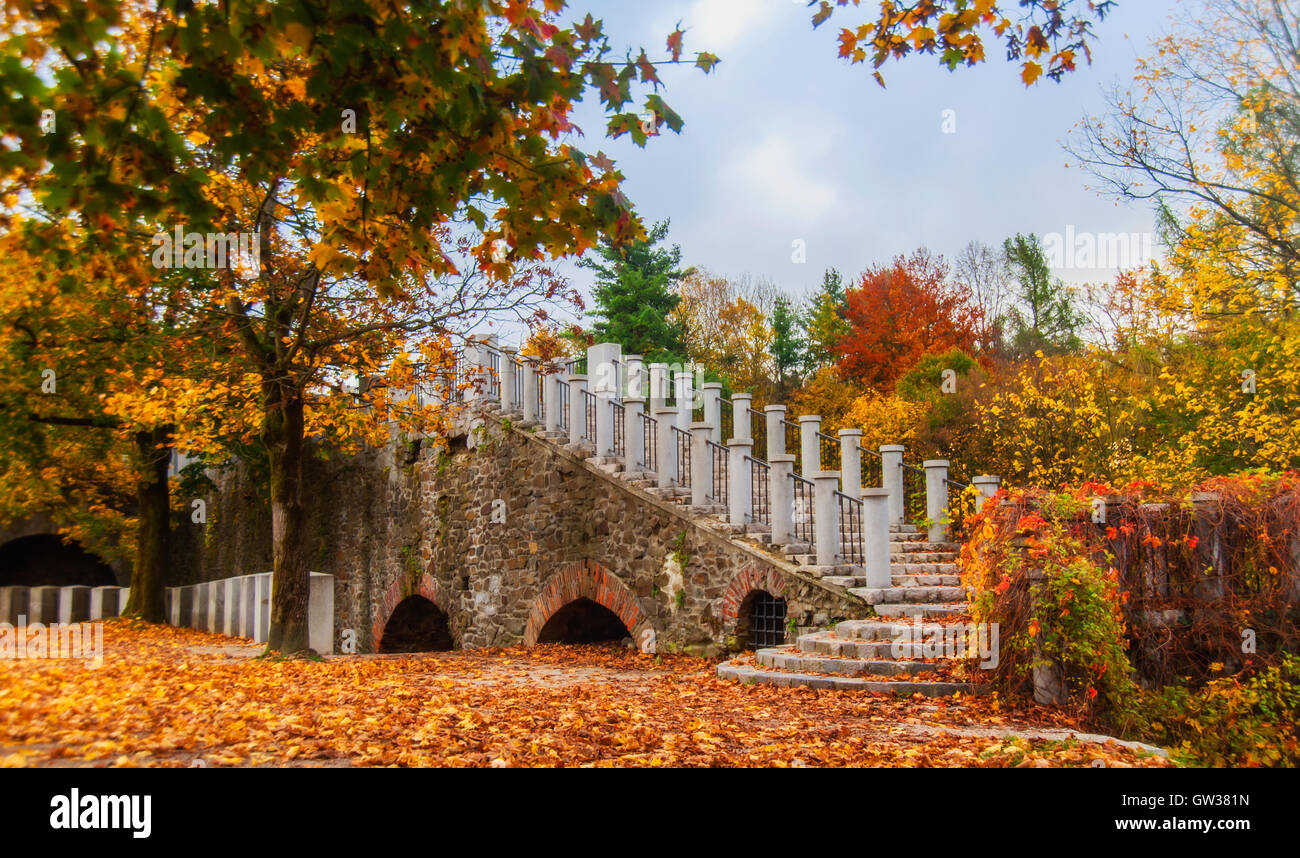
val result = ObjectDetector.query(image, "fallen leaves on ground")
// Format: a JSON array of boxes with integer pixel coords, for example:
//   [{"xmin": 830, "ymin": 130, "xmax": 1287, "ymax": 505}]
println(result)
[{"xmin": 0, "ymin": 619, "xmax": 1172, "ymax": 768}]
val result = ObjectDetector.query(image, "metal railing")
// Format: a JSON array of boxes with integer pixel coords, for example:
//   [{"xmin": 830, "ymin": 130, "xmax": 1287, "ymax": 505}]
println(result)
[
  {"xmin": 837, "ymin": 491, "xmax": 864, "ymax": 567},
  {"xmin": 719, "ymin": 398, "xmax": 734, "ymax": 443},
  {"xmin": 749, "ymin": 456, "xmax": 771, "ymax": 526},
  {"xmin": 817, "ymin": 431, "xmax": 839, "ymax": 471},
  {"xmin": 707, "ymin": 439, "xmax": 728, "ymax": 503},
  {"xmin": 901, "ymin": 462, "xmax": 927, "ymax": 527},
  {"xmin": 485, "ymin": 348, "xmax": 502, "ymax": 400},
  {"xmin": 612, "ymin": 401, "xmax": 625, "ymax": 457},
  {"xmin": 556, "ymin": 378, "xmax": 571, "ymax": 433},
  {"xmin": 510, "ymin": 359, "xmax": 524, "ymax": 411},
  {"xmin": 582, "ymin": 389, "xmax": 597, "ymax": 444},
  {"xmin": 750, "ymin": 408, "xmax": 768, "ymax": 459},
  {"xmin": 641, "ymin": 412, "xmax": 657, "ymax": 472},
  {"xmin": 783, "ymin": 420, "xmax": 802, "ymax": 473},
  {"xmin": 861, "ymin": 446, "xmax": 883, "ymax": 489},
  {"xmin": 673, "ymin": 425, "xmax": 691, "ymax": 488},
  {"xmin": 792, "ymin": 473, "xmax": 815, "ymax": 544}
]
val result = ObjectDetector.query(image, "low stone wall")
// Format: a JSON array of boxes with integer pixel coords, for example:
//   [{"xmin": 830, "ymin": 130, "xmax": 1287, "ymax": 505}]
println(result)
[
  {"xmin": 166, "ymin": 573, "xmax": 334, "ymax": 654},
  {"xmin": 0, "ymin": 585, "xmax": 128, "ymax": 624}
]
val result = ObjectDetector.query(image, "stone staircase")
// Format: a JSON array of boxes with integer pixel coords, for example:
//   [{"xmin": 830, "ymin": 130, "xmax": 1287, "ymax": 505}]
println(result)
[{"xmin": 716, "ymin": 523, "xmax": 987, "ymax": 697}]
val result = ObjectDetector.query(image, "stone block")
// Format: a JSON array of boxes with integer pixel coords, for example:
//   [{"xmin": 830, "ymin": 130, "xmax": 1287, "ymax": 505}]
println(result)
[
  {"xmin": 0, "ymin": 587, "xmax": 29, "ymax": 625},
  {"xmin": 28, "ymin": 586, "xmax": 60, "ymax": 624},
  {"xmin": 308, "ymin": 573, "xmax": 334, "ymax": 655},
  {"xmin": 58, "ymin": 585, "xmax": 91, "ymax": 624}
]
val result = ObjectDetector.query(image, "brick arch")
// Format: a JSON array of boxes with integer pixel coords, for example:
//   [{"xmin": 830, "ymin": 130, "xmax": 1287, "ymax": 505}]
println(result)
[
  {"xmin": 523, "ymin": 559, "xmax": 655, "ymax": 652},
  {"xmin": 373, "ymin": 572, "xmax": 446, "ymax": 650},
  {"xmin": 721, "ymin": 566, "xmax": 788, "ymax": 625}
]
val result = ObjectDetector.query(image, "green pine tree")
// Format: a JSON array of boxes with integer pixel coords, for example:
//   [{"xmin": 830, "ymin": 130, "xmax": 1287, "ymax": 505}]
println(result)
[
  {"xmin": 579, "ymin": 220, "xmax": 692, "ymax": 361},
  {"xmin": 803, "ymin": 267, "xmax": 849, "ymax": 372},
  {"xmin": 1002, "ymin": 233, "xmax": 1084, "ymax": 357},
  {"xmin": 770, "ymin": 295, "xmax": 805, "ymax": 396}
]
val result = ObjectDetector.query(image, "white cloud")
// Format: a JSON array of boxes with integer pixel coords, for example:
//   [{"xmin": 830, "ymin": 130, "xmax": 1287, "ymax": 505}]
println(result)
[
  {"xmin": 673, "ymin": 0, "xmax": 789, "ymax": 54},
  {"xmin": 718, "ymin": 133, "xmax": 838, "ymax": 218}
]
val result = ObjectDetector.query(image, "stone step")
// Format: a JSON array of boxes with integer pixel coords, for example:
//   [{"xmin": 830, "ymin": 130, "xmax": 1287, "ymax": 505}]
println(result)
[
  {"xmin": 797, "ymin": 632, "xmax": 971, "ymax": 660},
  {"xmin": 798, "ymin": 565, "xmax": 856, "ymax": 579},
  {"xmin": 823, "ymin": 574, "xmax": 963, "ymax": 590},
  {"xmin": 889, "ymin": 524, "xmax": 920, "ymax": 534},
  {"xmin": 872, "ymin": 603, "xmax": 968, "ymax": 619},
  {"xmin": 831, "ymin": 619, "xmax": 962, "ymax": 641},
  {"xmin": 848, "ymin": 586, "xmax": 965, "ymax": 605},
  {"xmin": 716, "ymin": 661, "xmax": 986, "ymax": 697},
  {"xmin": 756, "ymin": 647, "xmax": 939, "ymax": 677},
  {"xmin": 891, "ymin": 552, "xmax": 958, "ymax": 563},
  {"xmin": 891, "ymin": 562, "xmax": 960, "ymax": 574}
]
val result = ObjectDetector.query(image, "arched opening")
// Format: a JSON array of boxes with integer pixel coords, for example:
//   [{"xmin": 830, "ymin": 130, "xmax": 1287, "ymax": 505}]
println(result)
[
  {"xmin": 0, "ymin": 534, "xmax": 117, "ymax": 588},
  {"xmin": 738, "ymin": 590, "xmax": 787, "ymax": 651},
  {"xmin": 378, "ymin": 596, "xmax": 453, "ymax": 653},
  {"xmin": 536, "ymin": 597, "xmax": 631, "ymax": 645}
]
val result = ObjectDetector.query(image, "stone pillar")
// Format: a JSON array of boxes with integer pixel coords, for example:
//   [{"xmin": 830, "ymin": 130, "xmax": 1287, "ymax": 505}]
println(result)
[
  {"xmin": 799, "ymin": 415, "xmax": 821, "ymax": 478},
  {"xmin": 29, "ymin": 586, "xmax": 59, "ymax": 624},
  {"xmin": 58, "ymin": 585, "xmax": 91, "ymax": 624},
  {"xmin": 239, "ymin": 577, "xmax": 257, "ymax": 638},
  {"xmin": 0, "ymin": 586, "xmax": 28, "ymax": 624},
  {"xmin": 924, "ymin": 459, "xmax": 950, "ymax": 544},
  {"xmin": 222, "ymin": 578, "xmax": 238, "ymax": 636},
  {"xmin": 624, "ymin": 355, "xmax": 644, "ymax": 399},
  {"xmin": 594, "ymin": 391, "xmax": 615, "ymax": 458},
  {"xmin": 674, "ymin": 371, "xmax": 694, "ymax": 432},
  {"xmin": 690, "ymin": 422, "xmax": 712, "ymax": 507},
  {"xmin": 521, "ymin": 357, "xmax": 539, "ymax": 425},
  {"xmin": 588, "ymin": 343, "xmax": 620, "ymax": 457},
  {"xmin": 308, "ymin": 573, "xmax": 335, "ymax": 655},
  {"xmin": 465, "ymin": 337, "xmax": 487, "ymax": 403},
  {"xmin": 813, "ymin": 472, "xmax": 842, "ymax": 567},
  {"xmin": 623, "ymin": 397, "xmax": 646, "ymax": 471},
  {"xmin": 655, "ymin": 406, "xmax": 678, "ymax": 488},
  {"xmin": 765, "ymin": 405, "xmax": 787, "ymax": 462},
  {"xmin": 648, "ymin": 362, "xmax": 670, "ymax": 409},
  {"xmin": 164, "ymin": 587, "xmax": 186, "ymax": 626},
  {"xmin": 543, "ymin": 366, "xmax": 562, "ymax": 434},
  {"xmin": 731, "ymin": 393, "xmax": 753, "ymax": 442},
  {"xmin": 702, "ymin": 382, "xmax": 723, "ymax": 444},
  {"xmin": 499, "ymin": 347, "xmax": 519, "ymax": 415},
  {"xmin": 255, "ymin": 573, "xmax": 273, "ymax": 644},
  {"xmin": 861, "ymin": 488, "xmax": 892, "ymax": 589},
  {"xmin": 972, "ymin": 475, "xmax": 1001, "ymax": 516},
  {"xmin": 838, "ymin": 428, "xmax": 862, "ymax": 499},
  {"xmin": 770, "ymin": 455, "xmax": 796, "ymax": 545},
  {"xmin": 209, "ymin": 580, "xmax": 225, "ymax": 633},
  {"xmin": 92, "ymin": 586, "xmax": 122, "ymax": 621},
  {"xmin": 192, "ymin": 582, "xmax": 209, "ymax": 630},
  {"xmin": 728, "ymin": 438, "xmax": 754, "ymax": 526},
  {"xmin": 880, "ymin": 445, "xmax": 905, "ymax": 524},
  {"xmin": 567, "ymin": 373, "xmax": 588, "ymax": 448},
  {"xmin": 1191, "ymin": 491, "xmax": 1225, "ymax": 601}
]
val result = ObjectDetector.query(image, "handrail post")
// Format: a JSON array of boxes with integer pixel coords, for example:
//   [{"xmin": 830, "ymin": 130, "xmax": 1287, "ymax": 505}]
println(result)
[
  {"xmin": 728, "ymin": 439, "xmax": 753, "ymax": 526},
  {"xmin": 654, "ymin": 407, "xmax": 678, "ymax": 488},
  {"xmin": 624, "ymin": 354, "xmax": 645, "ymax": 399},
  {"xmin": 764, "ymin": 405, "xmax": 787, "ymax": 461},
  {"xmin": 624, "ymin": 397, "xmax": 646, "ymax": 470},
  {"xmin": 770, "ymin": 455, "xmax": 795, "ymax": 546},
  {"xmin": 675, "ymin": 370, "xmax": 694, "ymax": 432},
  {"xmin": 924, "ymin": 459, "xmax": 951, "ymax": 544},
  {"xmin": 648, "ymin": 362, "xmax": 670, "ymax": 409},
  {"xmin": 702, "ymin": 382, "xmax": 723, "ymax": 444},
  {"xmin": 880, "ymin": 445, "xmax": 905, "ymax": 524},
  {"xmin": 690, "ymin": 422, "xmax": 712, "ymax": 507},
  {"xmin": 972, "ymin": 475, "xmax": 1001, "ymax": 507},
  {"xmin": 814, "ymin": 472, "xmax": 841, "ymax": 567},
  {"xmin": 838, "ymin": 428, "xmax": 862, "ymax": 500},
  {"xmin": 731, "ymin": 393, "xmax": 753, "ymax": 443},
  {"xmin": 499, "ymin": 347, "xmax": 518, "ymax": 416},
  {"xmin": 520, "ymin": 357, "xmax": 539, "ymax": 425},
  {"xmin": 799, "ymin": 415, "xmax": 821, "ymax": 478},
  {"xmin": 567, "ymin": 373, "xmax": 588, "ymax": 448},
  {"xmin": 543, "ymin": 364, "xmax": 562, "ymax": 435},
  {"xmin": 861, "ymin": 488, "xmax": 891, "ymax": 589}
]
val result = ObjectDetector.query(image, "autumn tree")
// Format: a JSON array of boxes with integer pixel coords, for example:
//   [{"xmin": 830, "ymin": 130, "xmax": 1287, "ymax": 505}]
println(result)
[
  {"xmin": 810, "ymin": 0, "xmax": 1116, "ymax": 87},
  {"xmin": 836, "ymin": 250, "xmax": 984, "ymax": 392},
  {"xmin": 1, "ymin": 0, "xmax": 716, "ymax": 651},
  {"xmin": 1003, "ymin": 233, "xmax": 1085, "ymax": 357},
  {"xmin": 769, "ymin": 295, "xmax": 805, "ymax": 398},
  {"xmin": 582, "ymin": 220, "xmax": 692, "ymax": 362},
  {"xmin": 803, "ymin": 267, "xmax": 849, "ymax": 373}
]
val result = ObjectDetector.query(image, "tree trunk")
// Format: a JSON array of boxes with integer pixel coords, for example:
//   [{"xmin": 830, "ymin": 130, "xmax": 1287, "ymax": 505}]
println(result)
[
  {"xmin": 266, "ymin": 383, "xmax": 311, "ymax": 653},
  {"xmin": 125, "ymin": 427, "xmax": 172, "ymax": 623}
]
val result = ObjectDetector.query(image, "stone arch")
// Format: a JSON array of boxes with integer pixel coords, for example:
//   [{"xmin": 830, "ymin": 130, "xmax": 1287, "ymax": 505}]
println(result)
[
  {"xmin": 0, "ymin": 533, "xmax": 117, "ymax": 588},
  {"xmin": 721, "ymin": 566, "xmax": 788, "ymax": 625},
  {"xmin": 523, "ymin": 559, "xmax": 655, "ymax": 652},
  {"xmin": 373, "ymin": 572, "xmax": 451, "ymax": 651}
]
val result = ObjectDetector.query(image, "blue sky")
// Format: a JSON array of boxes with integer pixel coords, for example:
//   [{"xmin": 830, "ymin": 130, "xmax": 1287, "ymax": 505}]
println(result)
[{"xmin": 522, "ymin": 0, "xmax": 1187, "ymax": 334}]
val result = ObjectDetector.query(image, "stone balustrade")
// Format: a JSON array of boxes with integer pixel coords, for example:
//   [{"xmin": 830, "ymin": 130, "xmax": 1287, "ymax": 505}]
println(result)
[
  {"xmin": 0, "ymin": 585, "xmax": 128, "ymax": 624},
  {"xmin": 164, "ymin": 572, "xmax": 335, "ymax": 653},
  {"xmin": 456, "ymin": 340, "xmax": 1000, "ymax": 574}
]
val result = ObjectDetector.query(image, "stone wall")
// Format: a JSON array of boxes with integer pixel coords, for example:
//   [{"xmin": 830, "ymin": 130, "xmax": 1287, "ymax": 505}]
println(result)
[{"xmin": 193, "ymin": 415, "xmax": 867, "ymax": 655}]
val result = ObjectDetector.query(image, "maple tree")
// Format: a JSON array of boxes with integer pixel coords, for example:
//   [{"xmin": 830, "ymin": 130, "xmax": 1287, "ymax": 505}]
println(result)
[
  {"xmin": 809, "ymin": 0, "xmax": 1116, "ymax": 87},
  {"xmin": 0, "ymin": 0, "xmax": 717, "ymax": 651},
  {"xmin": 836, "ymin": 250, "xmax": 984, "ymax": 392}
]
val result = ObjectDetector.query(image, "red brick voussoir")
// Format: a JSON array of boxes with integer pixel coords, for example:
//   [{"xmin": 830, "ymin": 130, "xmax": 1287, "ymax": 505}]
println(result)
[
  {"xmin": 721, "ymin": 566, "xmax": 787, "ymax": 624},
  {"xmin": 373, "ymin": 572, "xmax": 442, "ymax": 651},
  {"xmin": 522, "ymin": 559, "xmax": 654, "ymax": 649}
]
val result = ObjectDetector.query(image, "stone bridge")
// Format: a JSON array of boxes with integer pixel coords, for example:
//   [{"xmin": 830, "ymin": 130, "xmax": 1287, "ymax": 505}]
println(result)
[{"xmin": 177, "ymin": 339, "xmax": 1002, "ymax": 663}]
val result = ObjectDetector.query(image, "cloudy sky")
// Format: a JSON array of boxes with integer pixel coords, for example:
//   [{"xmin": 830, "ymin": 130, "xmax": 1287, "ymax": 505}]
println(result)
[{"xmin": 513, "ymin": 0, "xmax": 1187, "ymax": 333}]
